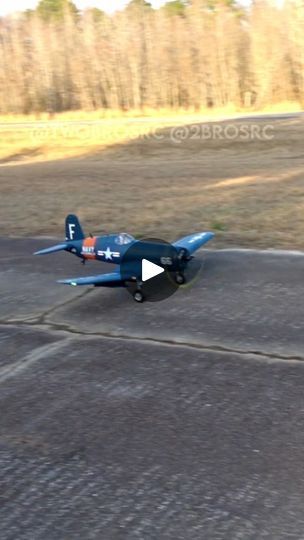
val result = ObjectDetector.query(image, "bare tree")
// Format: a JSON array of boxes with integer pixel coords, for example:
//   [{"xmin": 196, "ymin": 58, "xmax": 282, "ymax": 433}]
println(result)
[{"xmin": 0, "ymin": 0, "xmax": 302, "ymax": 114}]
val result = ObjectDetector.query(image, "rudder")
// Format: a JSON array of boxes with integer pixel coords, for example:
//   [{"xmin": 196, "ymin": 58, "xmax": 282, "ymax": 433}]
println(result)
[{"xmin": 65, "ymin": 214, "xmax": 85, "ymax": 241}]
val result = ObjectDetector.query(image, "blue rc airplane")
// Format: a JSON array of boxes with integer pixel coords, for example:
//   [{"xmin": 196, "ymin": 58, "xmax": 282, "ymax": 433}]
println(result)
[{"xmin": 35, "ymin": 215, "xmax": 214, "ymax": 302}]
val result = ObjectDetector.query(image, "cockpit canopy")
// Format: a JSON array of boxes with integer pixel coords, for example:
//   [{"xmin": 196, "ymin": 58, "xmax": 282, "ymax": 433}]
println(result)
[{"xmin": 115, "ymin": 233, "xmax": 135, "ymax": 245}]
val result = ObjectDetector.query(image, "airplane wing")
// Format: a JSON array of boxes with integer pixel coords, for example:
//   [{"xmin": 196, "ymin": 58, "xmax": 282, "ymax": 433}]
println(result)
[
  {"xmin": 173, "ymin": 232, "xmax": 214, "ymax": 255},
  {"xmin": 58, "ymin": 271, "xmax": 122, "ymax": 287}
]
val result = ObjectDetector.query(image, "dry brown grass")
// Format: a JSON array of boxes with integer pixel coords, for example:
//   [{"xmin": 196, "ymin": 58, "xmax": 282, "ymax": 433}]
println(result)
[
  {"xmin": 0, "ymin": 112, "xmax": 303, "ymax": 249},
  {"xmin": 0, "ymin": 103, "xmax": 301, "ymax": 164}
]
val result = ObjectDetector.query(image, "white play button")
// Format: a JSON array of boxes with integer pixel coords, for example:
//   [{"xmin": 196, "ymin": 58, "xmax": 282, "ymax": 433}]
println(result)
[{"xmin": 142, "ymin": 259, "xmax": 164, "ymax": 282}]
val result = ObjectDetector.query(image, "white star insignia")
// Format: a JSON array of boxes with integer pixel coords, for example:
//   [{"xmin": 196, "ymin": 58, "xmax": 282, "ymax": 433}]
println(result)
[{"xmin": 104, "ymin": 247, "xmax": 113, "ymax": 260}]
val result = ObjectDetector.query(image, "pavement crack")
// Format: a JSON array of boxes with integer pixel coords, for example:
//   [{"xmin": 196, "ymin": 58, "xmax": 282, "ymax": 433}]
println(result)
[
  {"xmin": 33, "ymin": 289, "xmax": 94, "ymax": 326},
  {"xmin": 1, "ymin": 319, "xmax": 304, "ymax": 364}
]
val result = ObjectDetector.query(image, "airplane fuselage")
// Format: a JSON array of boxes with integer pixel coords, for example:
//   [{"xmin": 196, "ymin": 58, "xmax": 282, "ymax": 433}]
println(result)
[
  {"xmin": 67, "ymin": 234, "xmax": 135, "ymax": 264},
  {"xmin": 67, "ymin": 233, "xmax": 188, "ymax": 275}
]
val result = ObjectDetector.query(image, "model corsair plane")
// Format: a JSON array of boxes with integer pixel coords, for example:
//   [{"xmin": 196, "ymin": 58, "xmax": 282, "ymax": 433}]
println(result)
[{"xmin": 34, "ymin": 215, "xmax": 214, "ymax": 302}]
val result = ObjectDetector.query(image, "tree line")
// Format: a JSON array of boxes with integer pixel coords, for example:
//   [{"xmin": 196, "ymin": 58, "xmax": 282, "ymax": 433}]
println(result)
[{"xmin": 0, "ymin": 0, "xmax": 303, "ymax": 115}]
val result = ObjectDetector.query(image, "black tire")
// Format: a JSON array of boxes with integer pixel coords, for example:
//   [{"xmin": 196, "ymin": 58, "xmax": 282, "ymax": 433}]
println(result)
[
  {"xmin": 175, "ymin": 273, "xmax": 185, "ymax": 285},
  {"xmin": 133, "ymin": 290, "xmax": 144, "ymax": 303}
]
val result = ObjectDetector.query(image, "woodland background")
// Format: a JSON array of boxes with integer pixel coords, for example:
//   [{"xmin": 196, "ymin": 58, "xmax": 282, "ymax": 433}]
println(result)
[{"xmin": 0, "ymin": 0, "xmax": 303, "ymax": 115}]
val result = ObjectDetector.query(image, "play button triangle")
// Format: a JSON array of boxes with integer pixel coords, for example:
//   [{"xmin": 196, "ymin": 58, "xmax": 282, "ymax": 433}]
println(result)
[{"xmin": 142, "ymin": 259, "xmax": 164, "ymax": 282}]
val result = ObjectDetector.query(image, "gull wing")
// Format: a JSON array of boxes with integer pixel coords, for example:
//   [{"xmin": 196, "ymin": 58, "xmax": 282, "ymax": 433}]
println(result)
[
  {"xmin": 173, "ymin": 232, "xmax": 214, "ymax": 255},
  {"xmin": 58, "ymin": 271, "xmax": 122, "ymax": 287}
]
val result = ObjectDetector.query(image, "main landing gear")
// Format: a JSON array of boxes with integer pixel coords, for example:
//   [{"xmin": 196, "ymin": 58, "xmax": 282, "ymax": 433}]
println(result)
[
  {"xmin": 133, "ymin": 290, "xmax": 144, "ymax": 303},
  {"xmin": 132, "ymin": 279, "xmax": 145, "ymax": 303},
  {"xmin": 175, "ymin": 272, "xmax": 185, "ymax": 285}
]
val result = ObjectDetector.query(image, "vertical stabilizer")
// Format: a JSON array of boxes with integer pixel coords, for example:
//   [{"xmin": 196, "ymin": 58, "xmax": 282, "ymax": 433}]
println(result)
[{"xmin": 65, "ymin": 214, "xmax": 85, "ymax": 241}]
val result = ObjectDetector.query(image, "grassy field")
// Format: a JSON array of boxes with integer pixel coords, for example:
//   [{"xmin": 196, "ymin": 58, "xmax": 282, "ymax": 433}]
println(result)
[
  {"xmin": 0, "ymin": 107, "xmax": 303, "ymax": 249},
  {"xmin": 0, "ymin": 102, "xmax": 301, "ymax": 164}
]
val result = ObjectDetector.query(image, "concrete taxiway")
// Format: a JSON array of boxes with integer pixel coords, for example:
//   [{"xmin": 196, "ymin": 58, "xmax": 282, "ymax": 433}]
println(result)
[{"xmin": 1, "ymin": 238, "xmax": 304, "ymax": 539}]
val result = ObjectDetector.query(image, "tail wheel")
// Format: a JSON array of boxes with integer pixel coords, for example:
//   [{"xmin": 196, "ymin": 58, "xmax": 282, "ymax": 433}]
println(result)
[{"xmin": 133, "ymin": 290, "xmax": 144, "ymax": 303}]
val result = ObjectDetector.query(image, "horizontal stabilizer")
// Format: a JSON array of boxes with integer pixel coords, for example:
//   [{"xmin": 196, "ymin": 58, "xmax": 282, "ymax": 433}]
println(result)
[
  {"xmin": 58, "ymin": 272, "xmax": 122, "ymax": 287},
  {"xmin": 34, "ymin": 243, "xmax": 69, "ymax": 256}
]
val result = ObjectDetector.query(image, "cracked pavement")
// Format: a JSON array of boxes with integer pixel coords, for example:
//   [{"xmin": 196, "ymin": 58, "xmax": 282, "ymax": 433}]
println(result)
[{"xmin": 1, "ymin": 238, "xmax": 304, "ymax": 539}]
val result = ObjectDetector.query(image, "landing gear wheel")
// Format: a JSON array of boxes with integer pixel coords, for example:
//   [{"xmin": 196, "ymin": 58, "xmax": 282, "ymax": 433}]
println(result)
[
  {"xmin": 175, "ymin": 273, "xmax": 185, "ymax": 285},
  {"xmin": 133, "ymin": 290, "xmax": 144, "ymax": 303}
]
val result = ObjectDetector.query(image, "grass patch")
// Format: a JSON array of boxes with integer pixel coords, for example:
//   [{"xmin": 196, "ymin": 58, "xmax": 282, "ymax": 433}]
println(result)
[
  {"xmin": 0, "ymin": 102, "xmax": 302, "ymax": 164},
  {"xmin": 211, "ymin": 222, "xmax": 227, "ymax": 232},
  {"xmin": 0, "ymin": 110, "xmax": 304, "ymax": 250}
]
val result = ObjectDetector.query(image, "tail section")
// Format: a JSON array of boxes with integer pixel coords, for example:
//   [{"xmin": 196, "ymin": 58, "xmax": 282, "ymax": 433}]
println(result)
[
  {"xmin": 35, "ymin": 214, "xmax": 84, "ymax": 255},
  {"xmin": 65, "ymin": 214, "xmax": 85, "ymax": 241}
]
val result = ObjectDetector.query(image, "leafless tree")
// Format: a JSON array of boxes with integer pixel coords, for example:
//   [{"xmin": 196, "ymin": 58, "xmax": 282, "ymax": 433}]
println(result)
[{"xmin": 0, "ymin": 0, "xmax": 302, "ymax": 114}]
